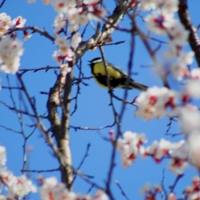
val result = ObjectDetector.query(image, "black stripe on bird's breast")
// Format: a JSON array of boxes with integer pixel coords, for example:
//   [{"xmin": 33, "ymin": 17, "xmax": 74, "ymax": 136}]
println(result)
[{"xmin": 95, "ymin": 74, "xmax": 120, "ymax": 88}]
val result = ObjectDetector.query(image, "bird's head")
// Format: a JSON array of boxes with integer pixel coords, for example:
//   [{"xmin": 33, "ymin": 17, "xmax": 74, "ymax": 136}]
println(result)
[{"xmin": 88, "ymin": 57, "xmax": 103, "ymax": 66}]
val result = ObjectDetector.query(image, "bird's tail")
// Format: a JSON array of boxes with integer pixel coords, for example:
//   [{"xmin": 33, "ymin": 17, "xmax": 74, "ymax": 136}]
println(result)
[
  {"xmin": 121, "ymin": 79, "xmax": 148, "ymax": 91},
  {"xmin": 129, "ymin": 81, "xmax": 148, "ymax": 91}
]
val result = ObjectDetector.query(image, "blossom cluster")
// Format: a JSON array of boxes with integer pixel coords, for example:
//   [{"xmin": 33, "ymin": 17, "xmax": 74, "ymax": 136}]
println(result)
[
  {"xmin": 139, "ymin": 176, "xmax": 200, "ymax": 200},
  {"xmin": 139, "ymin": 0, "xmax": 193, "ymax": 81},
  {"xmin": 116, "ymin": 131, "xmax": 147, "ymax": 167},
  {"xmin": 134, "ymin": 85, "xmax": 200, "ymax": 170},
  {"xmin": 50, "ymin": 0, "xmax": 107, "ymax": 33},
  {"xmin": 0, "ymin": 145, "xmax": 37, "ymax": 199},
  {"xmin": 181, "ymin": 68, "xmax": 200, "ymax": 100},
  {"xmin": 52, "ymin": 33, "xmax": 82, "ymax": 65},
  {"xmin": 136, "ymin": 0, "xmax": 200, "ymax": 174},
  {"xmin": 0, "ymin": 13, "xmax": 26, "ymax": 38},
  {"xmin": 135, "ymin": 86, "xmax": 177, "ymax": 120},
  {"xmin": 183, "ymin": 176, "xmax": 200, "ymax": 200},
  {"xmin": 48, "ymin": 0, "xmax": 107, "ymax": 66},
  {"xmin": 0, "ymin": 145, "xmax": 109, "ymax": 200},
  {"xmin": 0, "ymin": 13, "xmax": 26, "ymax": 74},
  {"xmin": 145, "ymin": 138, "xmax": 188, "ymax": 174},
  {"xmin": 0, "ymin": 37, "xmax": 24, "ymax": 74},
  {"xmin": 135, "ymin": 85, "xmax": 200, "ymax": 132},
  {"xmin": 140, "ymin": 183, "xmax": 162, "ymax": 200},
  {"xmin": 39, "ymin": 176, "xmax": 108, "ymax": 200},
  {"xmin": 117, "ymin": 131, "xmax": 189, "ymax": 174},
  {"xmin": 167, "ymin": 176, "xmax": 200, "ymax": 200}
]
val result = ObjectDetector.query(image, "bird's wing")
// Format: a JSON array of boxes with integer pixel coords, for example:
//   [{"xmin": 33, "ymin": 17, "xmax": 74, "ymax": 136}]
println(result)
[
  {"xmin": 109, "ymin": 63, "xmax": 147, "ymax": 89},
  {"xmin": 106, "ymin": 62, "xmax": 128, "ymax": 77}
]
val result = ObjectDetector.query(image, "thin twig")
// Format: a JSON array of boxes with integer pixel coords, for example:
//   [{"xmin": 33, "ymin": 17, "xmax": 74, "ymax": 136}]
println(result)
[
  {"xmin": 0, "ymin": 124, "xmax": 22, "ymax": 134},
  {"xmin": 0, "ymin": 0, "xmax": 6, "ymax": 8},
  {"xmin": 8, "ymin": 26, "xmax": 54, "ymax": 42},
  {"xmin": 21, "ymin": 168, "xmax": 60, "ymax": 173},
  {"xmin": 72, "ymin": 143, "xmax": 91, "ymax": 185},
  {"xmin": 169, "ymin": 174, "xmax": 184, "ymax": 193},
  {"xmin": 69, "ymin": 123, "xmax": 115, "ymax": 131},
  {"xmin": 115, "ymin": 180, "xmax": 130, "ymax": 200},
  {"xmin": 161, "ymin": 169, "xmax": 167, "ymax": 200},
  {"xmin": 19, "ymin": 66, "xmax": 59, "ymax": 74}
]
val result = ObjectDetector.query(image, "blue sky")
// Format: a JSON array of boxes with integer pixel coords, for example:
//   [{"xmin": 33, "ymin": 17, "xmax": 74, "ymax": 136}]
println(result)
[{"xmin": 1, "ymin": 0, "xmax": 200, "ymax": 199}]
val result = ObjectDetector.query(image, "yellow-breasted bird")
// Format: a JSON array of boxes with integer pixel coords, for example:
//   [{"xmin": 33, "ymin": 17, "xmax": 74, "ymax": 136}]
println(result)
[{"xmin": 89, "ymin": 57, "xmax": 148, "ymax": 91}]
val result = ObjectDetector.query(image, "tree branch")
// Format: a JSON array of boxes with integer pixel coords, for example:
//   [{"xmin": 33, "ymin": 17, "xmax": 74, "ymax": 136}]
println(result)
[
  {"xmin": 178, "ymin": 0, "xmax": 200, "ymax": 66},
  {"xmin": 47, "ymin": 0, "xmax": 131, "ymax": 194},
  {"xmin": 8, "ymin": 26, "xmax": 54, "ymax": 42}
]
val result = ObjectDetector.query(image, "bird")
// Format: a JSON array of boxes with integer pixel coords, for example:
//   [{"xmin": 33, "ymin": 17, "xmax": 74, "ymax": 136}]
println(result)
[{"xmin": 89, "ymin": 57, "xmax": 148, "ymax": 91}]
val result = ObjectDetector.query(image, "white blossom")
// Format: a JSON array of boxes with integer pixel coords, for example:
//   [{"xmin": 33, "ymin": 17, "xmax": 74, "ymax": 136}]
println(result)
[
  {"xmin": 95, "ymin": 190, "xmax": 108, "ymax": 200},
  {"xmin": 0, "ymin": 37, "xmax": 24, "ymax": 74},
  {"xmin": 145, "ymin": 139, "xmax": 171, "ymax": 162},
  {"xmin": 71, "ymin": 32, "xmax": 82, "ymax": 50},
  {"xmin": 117, "ymin": 131, "xmax": 147, "ymax": 167},
  {"xmin": 140, "ymin": 183, "xmax": 162, "ymax": 199},
  {"xmin": 60, "ymin": 63, "xmax": 71, "ymax": 76},
  {"xmin": 188, "ymin": 133, "xmax": 200, "ymax": 170},
  {"xmin": 0, "ymin": 168, "xmax": 16, "ymax": 187},
  {"xmin": 54, "ymin": 35, "xmax": 67, "ymax": 48},
  {"xmin": 8, "ymin": 175, "xmax": 37, "ymax": 198},
  {"xmin": 87, "ymin": 4, "xmax": 107, "ymax": 21},
  {"xmin": 168, "ymin": 22, "xmax": 189, "ymax": 46},
  {"xmin": 168, "ymin": 142, "xmax": 188, "ymax": 174},
  {"xmin": 177, "ymin": 105, "xmax": 200, "ymax": 134},
  {"xmin": 139, "ymin": 0, "xmax": 157, "ymax": 11},
  {"xmin": 170, "ymin": 62, "xmax": 188, "ymax": 80},
  {"xmin": 159, "ymin": 0, "xmax": 178, "ymax": 14},
  {"xmin": 52, "ymin": 47, "xmax": 74, "ymax": 64},
  {"xmin": 12, "ymin": 16, "xmax": 26, "ymax": 27},
  {"xmin": 83, "ymin": 0, "xmax": 99, "ymax": 4},
  {"xmin": 0, "ymin": 13, "xmax": 13, "ymax": 37},
  {"xmin": 145, "ymin": 11, "xmax": 175, "ymax": 35},
  {"xmin": 135, "ymin": 87, "xmax": 177, "ymax": 120},
  {"xmin": 167, "ymin": 193, "xmax": 177, "ymax": 200},
  {"xmin": 178, "ymin": 51, "xmax": 194, "ymax": 65},
  {"xmin": 0, "ymin": 146, "xmax": 6, "ymax": 166},
  {"xmin": 182, "ymin": 79, "xmax": 200, "ymax": 99},
  {"xmin": 191, "ymin": 68, "xmax": 200, "ymax": 80},
  {"xmin": 50, "ymin": 0, "xmax": 76, "ymax": 13},
  {"xmin": 53, "ymin": 13, "xmax": 66, "ymax": 35},
  {"xmin": 39, "ymin": 176, "xmax": 108, "ymax": 200}
]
